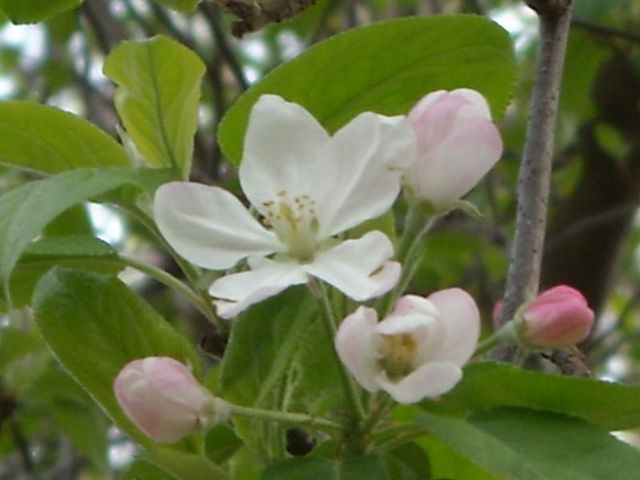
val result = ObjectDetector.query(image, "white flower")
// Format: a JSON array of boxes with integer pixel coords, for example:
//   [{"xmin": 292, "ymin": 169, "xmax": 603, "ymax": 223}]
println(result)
[
  {"xmin": 154, "ymin": 95, "xmax": 416, "ymax": 318},
  {"xmin": 335, "ymin": 288, "xmax": 480, "ymax": 403}
]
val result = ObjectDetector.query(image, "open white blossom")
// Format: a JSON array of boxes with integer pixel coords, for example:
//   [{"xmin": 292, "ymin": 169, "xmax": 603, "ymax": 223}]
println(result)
[
  {"xmin": 335, "ymin": 288, "xmax": 480, "ymax": 403},
  {"xmin": 154, "ymin": 95, "xmax": 416, "ymax": 318}
]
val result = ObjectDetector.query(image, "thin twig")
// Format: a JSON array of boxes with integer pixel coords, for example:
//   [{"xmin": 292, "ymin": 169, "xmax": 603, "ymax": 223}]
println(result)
[
  {"xmin": 199, "ymin": 2, "xmax": 250, "ymax": 90},
  {"xmin": 572, "ymin": 18, "xmax": 640, "ymax": 44},
  {"xmin": 81, "ymin": 0, "xmax": 128, "ymax": 52},
  {"xmin": 501, "ymin": 1, "xmax": 574, "ymax": 325}
]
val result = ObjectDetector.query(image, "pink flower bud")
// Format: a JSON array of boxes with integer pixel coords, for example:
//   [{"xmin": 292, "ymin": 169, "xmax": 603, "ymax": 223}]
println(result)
[
  {"xmin": 521, "ymin": 286, "xmax": 595, "ymax": 348},
  {"xmin": 114, "ymin": 357, "xmax": 229, "ymax": 443},
  {"xmin": 405, "ymin": 89, "xmax": 503, "ymax": 208}
]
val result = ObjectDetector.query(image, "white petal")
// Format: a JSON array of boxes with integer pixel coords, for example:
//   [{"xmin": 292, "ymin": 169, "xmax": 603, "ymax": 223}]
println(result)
[
  {"xmin": 376, "ymin": 362, "xmax": 462, "ymax": 403},
  {"xmin": 450, "ymin": 88, "xmax": 492, "ymax": 119},
  {"xmin": 239, "ymin": 95, "xmax": 330, "ymax": 215},
  {"xmin": 391, "ymin": 295, "xmax": 439, "ymax": 318},
  {"xmin": 335, "ymin": 307, "xmax": 380, "ymax": 392},
  {"xmin": 304, "ymin": 231, "xmax": 400, "ymax": 301},
  {"xmin": 375, "ymin": 312, "xmax": 436, "ymax": 336},
  {"xmin": 427, "ymin": 288, "xmax": 480, "ymax": 366},
  {"xmin": 209, "ymin": 258, "xmax": 307, "ymax": 319},
  {"xmin": 377, "ymin": 305, "xmax": 447, "ymax": 366},
  {"xmin": 154, "ymin": 182, "xmax": 281, "ymax": 269},
  {"xmin": 313, "ymin": 113, "xmax": 416, "ymax": 237},
  {"xmin": 409, "ymin": 117, "xmax": 502, "ymax": 206}
]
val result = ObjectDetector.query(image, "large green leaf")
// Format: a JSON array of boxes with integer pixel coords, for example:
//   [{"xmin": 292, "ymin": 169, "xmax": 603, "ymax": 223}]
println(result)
[
  {"xmin": 417, "ymin": 408, "xmax": 640, "ymax": 480},
  {"xmin": 0, "ymin": 0, "xmax": 82, "ymax": 23},
  {"xmin": 152, "ymin": 0, "xmax": 199, "ymax": 12},
  {"xmin": 0, "ymin": 167, "xmax": 170, "ymax": 302},
  {"xmin": 262, "ymin": 455, "xmax": 391, "ymax": 480},
  {"xmin": 0, "ymin": 235, "xmax": 123, "ymax": 313},
  {"xmin": 32, "ymin": 268, "xmax": 200, "ymax": 447},
  {"xmin": 27, "ymin": 365, "xmax": 109, "ymax": 472},
  {"xmin": 104, "ymin": 36, "xmax": 205, "ymax": 179},
  {"xmin": 218, "ymin": 15, "xmax": 517, "ymax": 164},
  {"xmin": 423, "ymin": 361, "xmax": 640, "ymax": 431},
  {"xmin": 418, "ymin": 436, "xmax": 498, "ymax": 480},
  {"xmin": 219, "ymin": 287, "xmax": 320, "ymax": 407},
  {"xmin": 146, "ymin": 447, "xmax": 229, "ymax": 480},
  {"xmin": 0, "ymin": 102, "xmax": 129, "ymax": 173}
]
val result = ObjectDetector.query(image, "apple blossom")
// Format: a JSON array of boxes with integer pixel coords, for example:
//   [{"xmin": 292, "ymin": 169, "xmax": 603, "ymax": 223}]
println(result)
[
  {"xmin": 335, "ymin": 288, "xmax": 480, "ymax": 403},
  {"xmin": 114, "ymin": 357, "xmax": 229, "ymax": 443},
  {"xmin": 521, "ymin": 285, "xmax": 594, "ymax": 348},
  {"xmin": 154, "ymin": 95, "xmax": 416, "ymax": 318},
  {"xmin": 404, "ymin": 88, "xmax": 503, "ymax": 208}
]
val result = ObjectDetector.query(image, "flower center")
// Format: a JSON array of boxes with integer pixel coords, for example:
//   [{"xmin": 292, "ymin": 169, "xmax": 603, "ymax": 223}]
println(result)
[
  {"xmin": 263, "ymin": 191, "xmax": 319, "ymax": 261},
  {"xmin": 378, "ymin": 333, "xmax": 418, "ymax": 382}
]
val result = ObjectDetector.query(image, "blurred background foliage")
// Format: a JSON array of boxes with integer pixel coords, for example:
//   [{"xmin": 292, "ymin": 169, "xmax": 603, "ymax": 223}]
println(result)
[{"xmin": 1, "ymin": 0, "xmax": 640, "ymax": 478}]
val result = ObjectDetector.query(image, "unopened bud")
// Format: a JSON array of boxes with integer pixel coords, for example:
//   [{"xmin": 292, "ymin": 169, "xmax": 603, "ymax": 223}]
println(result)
[
  {"xmin": 404, "ymin": 89, "xmax": 503, "ymax": 209},
  {"xmin": 521, "ymin": 286, "xmax": 595, "ymax": 348},
  {"xmin": 114, "ymin": 357, "xmax": 229, "ymax": 443}
]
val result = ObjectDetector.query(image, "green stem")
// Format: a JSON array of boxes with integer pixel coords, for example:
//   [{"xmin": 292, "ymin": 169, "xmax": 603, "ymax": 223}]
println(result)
[
  {"xmin": 381, "ymin": 205, "xmax": 437, "ymax": 315},
  {"xmin": 361, "ymin": 392, "xmax": 395, "ymax": 435},
  {"xmin": 126, "ymin": 205, "xmax": 223, "ymax": 330},
  {"xmin": 375, "ymin": 429, "xmax": 429, "ymax": 452},
  {"xmin": 316, "ymin": 281, "xmax": 367, "ymax": 422},
  {"xmin": 473, "ymin": 322, "xmax": 519, "ymax": 357},
  {"xmin": 474, "ymin": 333, "xmax": 505, "ymax": 357},
  {"xmin": 372, "ymin": 423, "xmax": 427, "ymax": 448},
  {"xmin": 119, "ymin": 255, "xmax": 220, "ymax": 327},
  {"xmin": 229, "ymin": 404, "xmax": 345, "ymax": 433}
]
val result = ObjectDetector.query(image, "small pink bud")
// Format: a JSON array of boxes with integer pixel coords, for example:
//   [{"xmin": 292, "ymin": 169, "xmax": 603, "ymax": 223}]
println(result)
[
  {"xmin": 114, "ymin": 357, "xmax": 229, "ymax": 443},
  {"xmin": 405, "ymin": 89, "xmax": 503, "ymax": 208},
  {"xmin": 521, "ymin": 286, "xmax": 595, "ymax": 348}
]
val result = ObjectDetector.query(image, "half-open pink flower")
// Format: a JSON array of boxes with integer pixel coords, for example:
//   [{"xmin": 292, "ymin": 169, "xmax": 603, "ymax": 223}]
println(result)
[
  {"xmin": 405, "ymin": 89, "xmax": 503, "ymax": 208},
  {"xmin": 335, "ymin": 288, "xmax": 480, "ymax": 403},
  {"xmin": 114, "ymin": 357, "xmax": 229, "ymax": 443},
  {"xmin": 521, "ymin": 285, "xmax": 594, "ymax": 347},
  {"xmin": 154, "ymin": 95, "xmax": 416, "ymax": 318}
]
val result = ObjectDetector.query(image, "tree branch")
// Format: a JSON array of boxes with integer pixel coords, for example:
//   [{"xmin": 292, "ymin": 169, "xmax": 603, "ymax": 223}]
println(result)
[
  {"xmin": 216, "ymin": 0, "xmax": 317, "ymax": 37},
  {"xmin": 200, "ymin": 3, "xmax": 249, "ymax": 90},
  {"xmin": 501, "ymin": 1, "xmax": 573, "ymax": 323},
  {"xmin": 572, "ymin": 18, "xmax": 640, "ymax": 44}
]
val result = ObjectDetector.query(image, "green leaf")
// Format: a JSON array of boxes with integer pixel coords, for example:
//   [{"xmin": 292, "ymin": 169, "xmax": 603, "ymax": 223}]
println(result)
[
  {"xmin": 0, "ymin": 327, "xmax": 44, "ymax": 373},
  {"xmin": 146, "ymin": 447, "xmax": 229, "ymax": 480},
  {"xmin": 205, "ymin": 425, "xmax": 243, "ymax": 464},
  {"xmin": 0, "ymin": 167, "xmax": 169, "ymax": 302},
  {"xmin": 386, "ymin": 442, "xmax": 429, "ymax": 480},
  {"xmin": 418, "ymin": 435, "xmax": 498, "ymax": 480},
  {"xmin": 33, "ymin": 268, "xmax": 200, "ymax": 447},
  {"xmin": 423, "ymin": 361, "xmax": 640, "ymax": 431},
  {"xmin": 0, "ymin": 235, "xmax": 124, "ymax": 313},
  {"xmin": 152, "ymin": 0, "xmax": 199, "ymax": 12},
  {"xmin": 124, "ymin": 458, "xmax": 177, "ymax": 480},
  {"xmin": 51, "ymin": 400, "xmax": 110, "ymax": 472},
  {"xmin": 417, "ymin": 408, "xmax": 640, "ymax": 480},
  {"xmin": 0, "ymin": 0, "xmax": 82, "ymax": 23},
  {"xmin": 219, "ymin": 15, "xmax": 517, "ymax": 164},
  {"xmin": 219, "ymin": 287, "xmax": 319, "ymax": 407},
  {"xmin": 27, "ymin": 365, "xmax": 110, "ymax": 472},
  {"xmin": 0, "ymin": 102, "xmax": 129, "ymax": 173},
  {"xmin": 104, "ymin": 36, "xmax": 206, "ymax": 178},
  {"xmin": 262, "ymin": 455, "xmax": 391, "ymax": 480}
]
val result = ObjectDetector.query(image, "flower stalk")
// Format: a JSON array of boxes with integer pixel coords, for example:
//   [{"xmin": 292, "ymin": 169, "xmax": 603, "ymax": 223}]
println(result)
[
  {"xmin": 228, "ymin": 404, "xmax": 346, "ymax": 433},
  {"xmin": 316, "ymin": 281, "xmax": 367, "ymax": 423}
]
